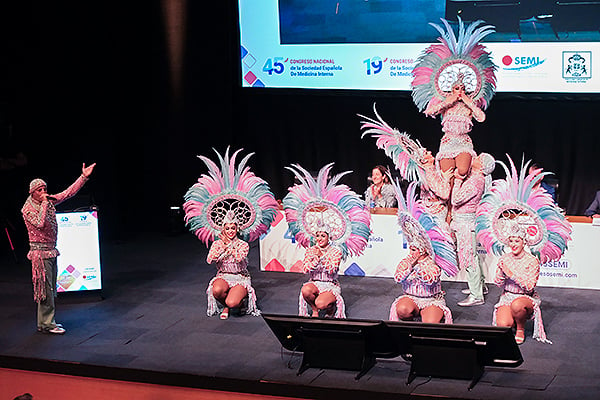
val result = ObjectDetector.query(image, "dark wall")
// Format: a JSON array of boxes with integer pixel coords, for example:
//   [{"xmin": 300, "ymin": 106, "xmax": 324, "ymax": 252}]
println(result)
[{"xmin": 1, "ymin": 1, "xmax": 599, "ymax": 246}]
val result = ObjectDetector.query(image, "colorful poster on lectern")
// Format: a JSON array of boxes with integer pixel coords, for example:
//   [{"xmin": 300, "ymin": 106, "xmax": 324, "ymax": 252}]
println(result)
[{"xmin": 56, "ymin": 211, "xmax": 102, "ymax": 292}]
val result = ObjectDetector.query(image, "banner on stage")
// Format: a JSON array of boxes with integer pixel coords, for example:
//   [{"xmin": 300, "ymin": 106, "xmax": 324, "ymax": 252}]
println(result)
[{"xmin": 260, "ymin": 211, "xmax": 600, "ymax": 290}]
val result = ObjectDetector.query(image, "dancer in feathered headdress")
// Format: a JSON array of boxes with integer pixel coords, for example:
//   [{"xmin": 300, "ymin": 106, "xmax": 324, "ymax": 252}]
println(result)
[
  {"xmin": 359, "ymin": 104, "xmax": 453, "ymax": 228},
  {"xmin": 388, "ymin": 181, "xmax": 458, "ymax": 323},
  {"xmin": 476, "ymin": 156, "xmax": 572, "ymax": 344},
  {"xmin": 412, "ymin": 17, "xmax": 497, "ymax": 180},
  {"xmin": 183, "ymin": 147, "xmax": 278, "ymax": 319},
  {"xmin": 283, "ymin": 163, "xmax": 371, "ymax": 318}
]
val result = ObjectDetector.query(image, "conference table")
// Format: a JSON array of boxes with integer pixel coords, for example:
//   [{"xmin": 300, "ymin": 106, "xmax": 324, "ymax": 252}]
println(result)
[{"xmin": 260, "ymin": 210, "xmax": 600, "ymax": 290}]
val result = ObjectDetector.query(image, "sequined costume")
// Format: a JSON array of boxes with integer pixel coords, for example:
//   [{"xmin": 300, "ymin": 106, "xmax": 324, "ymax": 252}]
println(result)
[
  {"xmin": 388, "ymin": 252, "xmax": 453, "ymax": 323},
  {"xmin": 183, "ymin": 147, "xmax": 278, "ymax": 318},
  {"xmin": 283, "ymin": 163, "xmax": 371, "ymax": 319},
  {"xmin": 21, "ymin": 174, "xmax": 89, "ymax": 331},
  {"xmin": 477, "ymin": 156, "xmax": 572, "ymax": 344},
  {"xmin": 411, "ymin": 18, "xmax": 497, "ymax": 163},
  {"xmin": 205, "ymin": 238, "xmax": 260, "ymax": 316},
  {"xmin": 298, "ymin": 245, "xmax": 346, "ymax": 319},
  {"xmin": 492, "ymin": 252, "xmax": 550, "ymax": 343},
  {"xmin": 22, "ymin": 175, "xmax": 88, "ymax": 302},
  {"xmin": 438, "ymin": 111, "xmax": 480, "ymax": 160},
  {"xmin": 450, "ymin": 170, "xmax": 486, "ymax": 298},
  {"xmin": 419, "ymin": 162, "xmax": 451, "ymax": 231}
]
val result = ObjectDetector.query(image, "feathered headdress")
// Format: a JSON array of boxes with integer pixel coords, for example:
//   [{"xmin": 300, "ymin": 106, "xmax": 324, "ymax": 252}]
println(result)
[
  {"xmin": 392, "ymin": 180, "xmax": 458, "ymax": 277},
  {"xmin": 282, "ymin": 163, "xmax": 371, "ymax": 259},
  {"xmin": 412, "ymin": 17, "xmax": 497, "ymax": 113},
  {"xmin": 183, "ymin": 147, "xmax": 279, "ymax": 245},
  {"xmin": 359, "ymin": 103, "xmax": 426, "ymax": 183},
  {"xmin": 476, "ymin": 156, "xmax": 572, "ymax": 263}
]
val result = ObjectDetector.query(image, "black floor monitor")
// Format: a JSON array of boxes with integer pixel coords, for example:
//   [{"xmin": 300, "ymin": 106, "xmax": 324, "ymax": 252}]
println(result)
[
  {"xmin": 262, "ymin": 313, "xmax": 395, "ymax": 379},
  {"xmin": 263, "ymin": 314, "xmax": 523, "ymax": 387},
  {"xmin": 384, "ymin": 320, "xmax": 524, "ymax": 389}
]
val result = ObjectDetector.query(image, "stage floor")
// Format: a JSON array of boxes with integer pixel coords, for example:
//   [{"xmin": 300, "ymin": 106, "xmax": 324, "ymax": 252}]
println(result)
[{"xmin": 1, "ymin": 233, "xmax": 600, "ymax": 399}]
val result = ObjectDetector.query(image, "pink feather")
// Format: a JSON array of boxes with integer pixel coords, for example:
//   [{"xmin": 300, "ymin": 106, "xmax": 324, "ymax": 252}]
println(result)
[{"xmin": 428, "ymin": 43, "xmax": 452, "ymax": 59}]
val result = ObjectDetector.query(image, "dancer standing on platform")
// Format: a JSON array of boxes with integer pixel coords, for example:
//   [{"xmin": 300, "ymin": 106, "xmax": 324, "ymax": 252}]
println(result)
[
  {"xmin": 364, "ymin": 165, "xmax": 397, "ymax": 208},
  {"xmin": 389, "ymin": 182, "xmax": 458, "ymax": 323},
  {"xmin": 283, "ymin": 163, "xmax": 371, "ymax": 318},
  {"xmin": 477, "ymin": 156, "xmax": 572, "ymax": 344},
  {"xmin": 183, "ymin": 148, "xmax": 278, "ymax": 319},
  {"xmin": 453, "ymin": 153, "xmax": 495, "ymax": 306},
  {"xmin": 22, "ymin": 162, "xmax": 96, "ymax": 334},
  {"xmin": 412, "ymin": 17, "xmax": 497, "ymax": 180}
]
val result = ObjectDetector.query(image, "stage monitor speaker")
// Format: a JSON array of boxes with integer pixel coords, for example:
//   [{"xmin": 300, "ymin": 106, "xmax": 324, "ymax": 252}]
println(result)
[
  {"xmin": 385, "ymin": 321, "xmax": 523, "ymax": 389},
  {"xmin": 262, "ymin": 314, "xmax": 395, "ymax": 380}
]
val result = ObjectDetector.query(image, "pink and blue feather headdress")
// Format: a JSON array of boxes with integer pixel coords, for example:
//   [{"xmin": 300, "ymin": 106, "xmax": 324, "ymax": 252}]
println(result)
[
  {"xmin": 282, "ymin": 163, "xmax": 371, "ymax": 259},
  {"xmin": 412, "ymin": 17, "xmax": 497, "ymax": 113},
  {"xmin": 183, "ymin": 147, "xmax": 279, "ymax": 245},
  {"xmin": 359, "ymin": 103, "xmax": 426, "ymax": 183},
  {"xmin": 392, "ymin": 180, "xmax": 458, "ymax": 277},
  {"xmin": 476, "ymin": 155, "xmax": 572, "ymax": 263}
]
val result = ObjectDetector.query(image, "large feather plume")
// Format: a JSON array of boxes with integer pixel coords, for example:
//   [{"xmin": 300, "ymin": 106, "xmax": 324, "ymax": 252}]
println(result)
[
  {"xmin": 412, "ymin": 17, "xmax": 497, "ymax": 113},
  {"xmin": 476, "ymin": 155, "xmax": 572, "ymax": 263},
  {"xmin": 183, "ymin": 147, "xmax": 279, "ymax": 246},
  {"xmin": 282, "ymin": 163, "xmax": 371, "ymax": 258},
  {"xmin": 392, "ymin": 180, "xmax": 458, "ymax": 277},
  {"xmin": 359, "ymin": 103, "xmax": 426, "ymax": 183}
]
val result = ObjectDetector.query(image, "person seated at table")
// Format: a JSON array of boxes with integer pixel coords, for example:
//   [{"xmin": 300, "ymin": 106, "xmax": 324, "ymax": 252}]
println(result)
[
  {"xmin": 364, "ymin": 165, "xmax": 397, "ymax": 208},
  {"xmin": 299, "ymin": 228, "xmax": 346, "ymax": 318},
  {"xmin": 389, "ymin": 244, "xmax": 453, "ymax": 324},
  {"xmin": 584, "ymin": 190, "xmax": 600, "ymax": 218}
]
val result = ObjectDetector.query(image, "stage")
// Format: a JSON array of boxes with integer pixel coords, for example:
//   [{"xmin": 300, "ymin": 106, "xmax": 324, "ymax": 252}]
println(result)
[{"xmin": 1, "ymin": 233, "xmax": 600, "ymax": 399}]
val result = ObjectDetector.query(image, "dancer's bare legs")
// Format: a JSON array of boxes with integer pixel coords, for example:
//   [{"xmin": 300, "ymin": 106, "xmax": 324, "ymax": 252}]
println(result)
[
  {"xmin": 211, "ymin": 278, "xmax": 248, "ymax": 319},
  {"xmin": 496, "ymin": 297, "xmax": 534, "ymax": 344},
  {"xmin": 302, "ymin": 283, "xmax": 337, "ymax": 317}
]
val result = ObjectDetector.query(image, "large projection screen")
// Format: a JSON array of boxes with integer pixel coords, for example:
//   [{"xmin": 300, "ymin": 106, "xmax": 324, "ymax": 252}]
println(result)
[
  {"xmin": 238, "ymin": 1, "xmax": 599, "ymax": 93},
  {"xmin": 56, "ymin": 211, "xmax": 102, "ymax": 293}
]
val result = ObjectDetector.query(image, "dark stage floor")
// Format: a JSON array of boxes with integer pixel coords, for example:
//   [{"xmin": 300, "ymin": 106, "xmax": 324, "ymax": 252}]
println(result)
[{"xmin": 1, "ymin": 233, "xmax": 600, "ymax": 399}]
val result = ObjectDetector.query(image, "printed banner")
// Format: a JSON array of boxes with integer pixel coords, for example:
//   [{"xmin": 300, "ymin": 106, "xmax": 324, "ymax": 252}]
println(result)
[
  {"xmin": 56, "ymin": 211, "xmax": 102, "ymax": 292},
  {"xmin": 260, "ymin": 211, "xmax": 600, "ymax": 289},
  {"xmin": 239, "ymin": 1, "xmax": 599, "ymax": 93}
]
